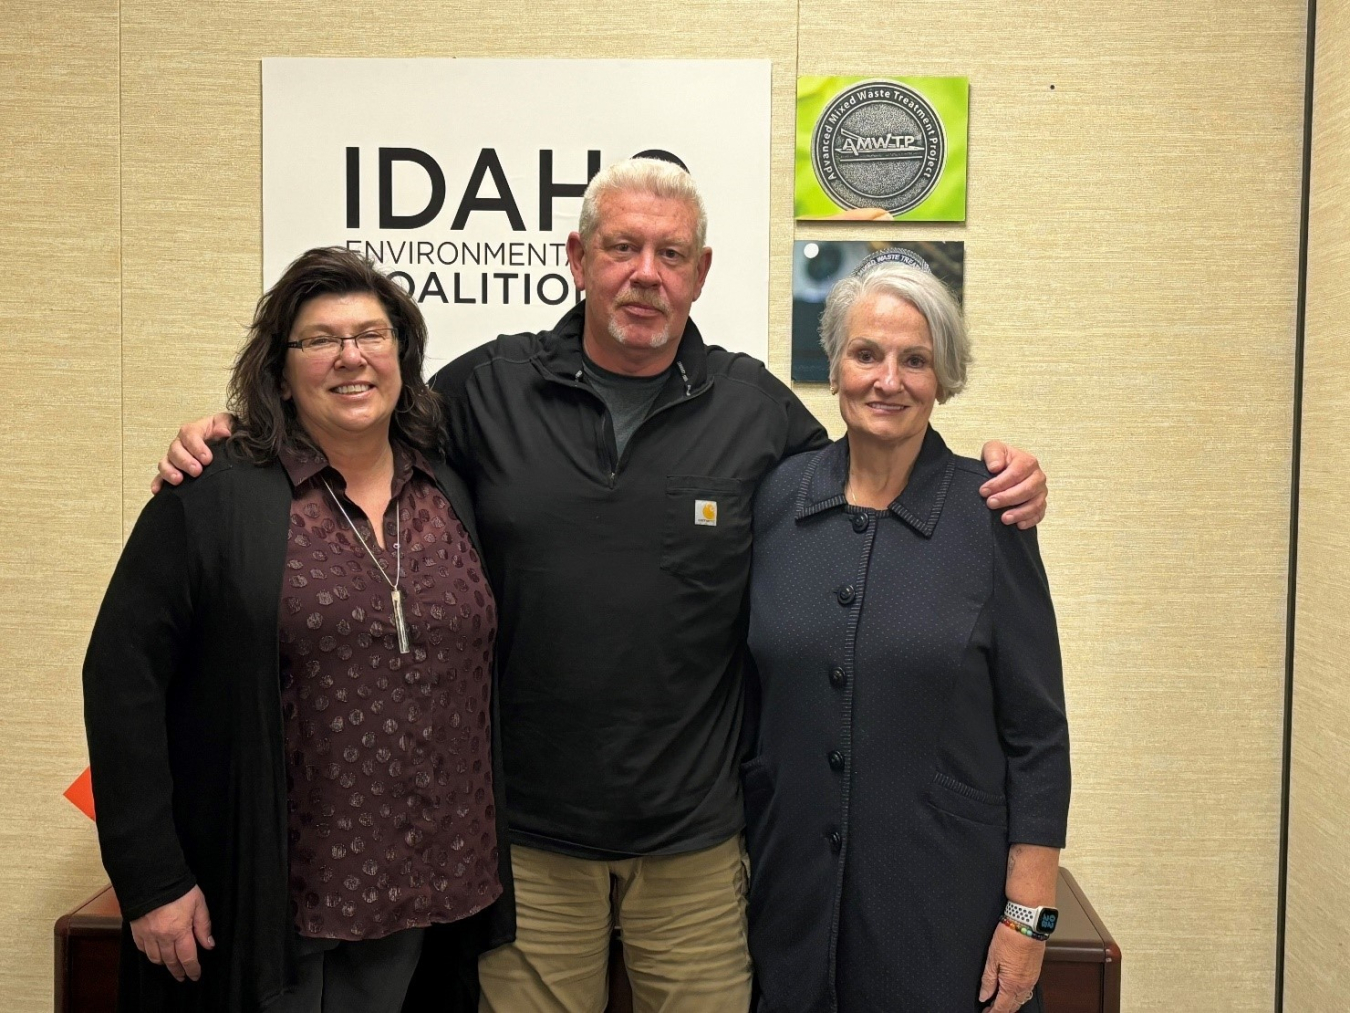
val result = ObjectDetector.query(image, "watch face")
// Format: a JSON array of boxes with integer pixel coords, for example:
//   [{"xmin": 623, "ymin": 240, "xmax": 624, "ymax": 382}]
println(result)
[{"xmin": 1036, "ymin": 909, "xmax": 1059, "ymax": 933}]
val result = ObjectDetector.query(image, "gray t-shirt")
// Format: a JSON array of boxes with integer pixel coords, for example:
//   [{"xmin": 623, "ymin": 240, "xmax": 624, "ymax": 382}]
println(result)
[{"xmin": 582, "ymin": 355, "xmax": 669, "ymax": 459}]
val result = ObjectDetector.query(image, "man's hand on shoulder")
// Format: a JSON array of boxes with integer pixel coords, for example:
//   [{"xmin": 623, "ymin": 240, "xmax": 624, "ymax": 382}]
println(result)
[
  {"xmin": 979, "ymin": 441, "xmax": 1047, "ymax": 530},
  {"xmin": 152, "ymin": 413, "xmax": 236, "ymax": 493}
]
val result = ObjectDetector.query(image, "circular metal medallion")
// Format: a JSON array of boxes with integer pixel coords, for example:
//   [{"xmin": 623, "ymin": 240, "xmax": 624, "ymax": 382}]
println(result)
[
  {"xmin": 854, "ymin": 247, "xmax": 932, "ymax": 275},
  {"xmin": 811, "ymin": 80, "xmax": 946, "ymax": 217}
]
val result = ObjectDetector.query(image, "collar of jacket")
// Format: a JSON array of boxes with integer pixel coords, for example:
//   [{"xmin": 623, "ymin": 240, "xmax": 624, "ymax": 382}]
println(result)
[
  {"xmin": 533, "ymin": 300, "xmax": 713, "ymax": 398},
  {"xmin": 794, "ymin": 425, "xmax": 956, "ymax": 538}
]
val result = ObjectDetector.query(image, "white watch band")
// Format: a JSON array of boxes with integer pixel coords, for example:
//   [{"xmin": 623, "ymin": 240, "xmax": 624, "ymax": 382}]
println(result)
[{"xmin": 1004, "ymin": 900, "xmax": 1039, "ymax": 926}]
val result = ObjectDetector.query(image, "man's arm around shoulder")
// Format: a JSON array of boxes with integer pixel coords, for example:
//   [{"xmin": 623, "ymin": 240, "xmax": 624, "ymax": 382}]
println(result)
[{"xmin": 723, "ymin": 353, "xmax": 829, "ymax": 460}]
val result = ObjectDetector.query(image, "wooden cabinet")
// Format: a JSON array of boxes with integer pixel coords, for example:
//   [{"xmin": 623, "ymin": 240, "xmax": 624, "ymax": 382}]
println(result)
[
  {"xmin": 1038, "ymin": 868, "xmax": 1122, "ymax": 1013},
  {"xmin": 55, "ymin": 868, "xmax": 1119, "ymax": 1012},
  {"xmin": 53, "ymin": 885, "xmax": 120, "ymax": 1013}
]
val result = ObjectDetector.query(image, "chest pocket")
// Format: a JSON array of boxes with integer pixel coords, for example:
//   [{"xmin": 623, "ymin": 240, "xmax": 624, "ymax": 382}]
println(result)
[{"xmin": 660, "ymin": 475, "xmax": 753, "ymax": 587}]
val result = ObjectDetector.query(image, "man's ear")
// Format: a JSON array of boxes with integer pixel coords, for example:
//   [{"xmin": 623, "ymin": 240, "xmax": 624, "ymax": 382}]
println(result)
[
  {"xmin": 690, "ymin": 246, "xmax": 713, "ymax": 303},
  {"xmin": 566, "ymin": 232, "xmax": 588, "ymax": 292}
]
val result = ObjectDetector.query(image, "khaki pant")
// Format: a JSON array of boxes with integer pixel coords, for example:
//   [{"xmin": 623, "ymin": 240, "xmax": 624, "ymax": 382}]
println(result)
[{"xmin": 479, "ymin": 835, "xmax": 751, "ymax": 1013}]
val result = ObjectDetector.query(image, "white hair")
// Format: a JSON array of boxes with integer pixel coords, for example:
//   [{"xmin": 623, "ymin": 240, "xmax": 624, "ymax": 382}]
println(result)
[
  {"xmin": 819, "ymin": 263, "xmax": 971, "ymax": 402},
  {"xmin": 578, "ymin": 157, "xmax": 708, "ymax": 251}
]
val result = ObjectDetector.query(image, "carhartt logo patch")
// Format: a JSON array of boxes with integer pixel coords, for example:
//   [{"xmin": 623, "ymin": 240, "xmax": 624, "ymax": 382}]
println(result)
[{"xmin": 695, "ymin": 500, "xmax": 718, "ymax": 526}]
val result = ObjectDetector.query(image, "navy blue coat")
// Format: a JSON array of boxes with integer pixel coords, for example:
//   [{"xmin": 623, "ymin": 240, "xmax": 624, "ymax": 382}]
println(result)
[{"xmin": 744, "ymin": 428, "xmax": 1070, "ymax": 1013}]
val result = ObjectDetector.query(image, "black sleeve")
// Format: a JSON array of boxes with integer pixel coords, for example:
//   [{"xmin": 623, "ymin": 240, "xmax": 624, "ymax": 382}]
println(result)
[
  {"xmin": 430, "ymin": 342, "xmax": 497, "ymax": 480},
  {"xmin": 989, "ymin": 522, "xmax": 1071, "ymax": 848},
  {"xmin": 82, "ymin": 491, "xmax": 198, "ymax": 921},
  {"xmin": 748, "ymin": 361, "xmax": 830, "ymax": 459},
  {"xmin": 783, "ymin": 391, "xmax": 831, "ymax": 458}
]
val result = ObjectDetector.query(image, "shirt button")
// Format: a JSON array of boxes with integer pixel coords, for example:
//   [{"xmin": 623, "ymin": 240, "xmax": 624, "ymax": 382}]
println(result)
[
  {"xmin": 851, "ymin": 513, "xmax": 869, "ymax": 533},
  {"xmin": 828, "ymin": 750, "xmax": 845, "ymax": 771},
  {"xmin": 828, "ymin": 666, "xmax": 846, "ymax": 688},
  {"xmin": 828, "ymin": 830, "xmax": 842, "ymax": 852},
  {"xmin": 837, "ymin": 585, "xmax": 856, "ymax": 605}
]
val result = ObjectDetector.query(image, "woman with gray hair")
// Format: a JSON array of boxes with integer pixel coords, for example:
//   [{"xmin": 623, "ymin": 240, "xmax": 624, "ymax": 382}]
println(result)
[{"xmin": 742, "ymin": 264, "xmax": 1070, "ymax": 1012}]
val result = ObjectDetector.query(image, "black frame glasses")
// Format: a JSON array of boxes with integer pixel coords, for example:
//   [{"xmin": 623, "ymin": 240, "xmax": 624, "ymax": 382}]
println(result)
[{"xmin": 285, "ymin": 327, "xmax": 397, "ymax": 356}]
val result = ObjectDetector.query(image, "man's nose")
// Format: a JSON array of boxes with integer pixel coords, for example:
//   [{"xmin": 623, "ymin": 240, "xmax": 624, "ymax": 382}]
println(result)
[{"xmin": 632, "ymin": 247, "xmax": 660, "ymax": 283}]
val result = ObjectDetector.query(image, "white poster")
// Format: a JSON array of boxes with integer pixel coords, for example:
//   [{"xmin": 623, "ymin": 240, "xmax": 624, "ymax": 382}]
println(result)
[{"xmin": 263, "ymin": 58, "xmax": 772, "ymax": 376}]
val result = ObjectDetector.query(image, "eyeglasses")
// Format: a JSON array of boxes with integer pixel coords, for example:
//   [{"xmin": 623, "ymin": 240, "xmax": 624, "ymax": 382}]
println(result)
[{"xmin": 285, "ymin": 327, "xmax": 397, "ymax": 356}]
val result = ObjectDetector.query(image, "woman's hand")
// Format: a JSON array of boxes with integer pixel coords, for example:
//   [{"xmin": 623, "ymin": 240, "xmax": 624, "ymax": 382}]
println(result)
[
  {"xmin": 129, "ymin": 885, "xmax": 215, "ymax": 982},
  {"xmin": 979, "ymin": 442, "xmax": 1047, "ymax": 529},
  {"xmin": 978, "ymin": 921, "xmax": 1045, "ymax": 1011},
  {"xmin": 151, "ymin": 413, "xmax": 235, "ymax": 493}
]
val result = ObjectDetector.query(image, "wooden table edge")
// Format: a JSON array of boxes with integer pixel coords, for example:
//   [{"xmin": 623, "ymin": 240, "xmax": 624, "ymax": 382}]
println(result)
[{"xmin": 1059, "ymin": 867, "xmax": 1122, "ymax": 1013}]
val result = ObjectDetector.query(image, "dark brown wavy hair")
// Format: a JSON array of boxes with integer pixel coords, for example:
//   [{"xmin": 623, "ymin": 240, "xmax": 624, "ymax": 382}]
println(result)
[{"xmin": 227, "ymin": 246, "xmax": 445, "ymax": 462}]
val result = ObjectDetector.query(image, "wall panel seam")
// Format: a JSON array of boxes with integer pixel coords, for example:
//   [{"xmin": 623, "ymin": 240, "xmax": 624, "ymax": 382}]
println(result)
[
  {"xmin": 1275, "ymin": 0, "xmax": 1318, "ymax": 1009},
  {"xmin": 118, "ymin": 0, "xmax": 125, "ymax": 531}
]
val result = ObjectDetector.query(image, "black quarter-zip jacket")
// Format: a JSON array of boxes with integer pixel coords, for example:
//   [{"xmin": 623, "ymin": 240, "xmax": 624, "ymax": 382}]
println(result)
[{"xmin": 432, "ymin": 301, "xmax": 829, "ymax": 857}]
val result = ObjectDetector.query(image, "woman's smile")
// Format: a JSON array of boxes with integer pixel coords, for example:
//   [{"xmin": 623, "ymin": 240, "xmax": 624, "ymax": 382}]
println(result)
[{"xmin": 331, "ymin": 381, "xmax": 377, "ymax": 397}]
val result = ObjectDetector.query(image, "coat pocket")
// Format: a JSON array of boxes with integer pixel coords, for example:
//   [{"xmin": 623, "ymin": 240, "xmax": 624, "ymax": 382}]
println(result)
[
  {"xmin": 924, "ymin": 770, "xmax": 1008, "ymax": 828},
  {"xmin": 659, "ymin": 475, "xmax": 752, "ymax": 586}
]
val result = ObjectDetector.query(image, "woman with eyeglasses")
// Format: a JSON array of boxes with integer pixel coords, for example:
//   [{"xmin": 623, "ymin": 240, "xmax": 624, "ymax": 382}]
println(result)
[{"xmin": 83, "ymin": 247, "xmax": 513, "ymax": 1013}]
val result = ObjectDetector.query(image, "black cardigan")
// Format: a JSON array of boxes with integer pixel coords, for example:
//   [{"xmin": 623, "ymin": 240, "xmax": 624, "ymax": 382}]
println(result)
[{"xmin": 83, "ymin": 443, "xmax": 514, "ymax": 1013}]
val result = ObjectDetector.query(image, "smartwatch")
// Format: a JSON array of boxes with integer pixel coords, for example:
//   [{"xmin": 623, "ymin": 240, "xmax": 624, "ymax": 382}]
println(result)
[{"xmin": 1004, "ymin": 900, "xmax": 1059, "ymax": 936}]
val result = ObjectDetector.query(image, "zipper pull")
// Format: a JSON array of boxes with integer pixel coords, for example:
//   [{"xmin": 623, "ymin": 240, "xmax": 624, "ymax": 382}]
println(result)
[
  {"xmin": 575, "ymin": 369, "xmax": 584, "ymax": 382},
  {"xmin": 677, "ymin": 360, "xmax": 691, "ymax": 397}
]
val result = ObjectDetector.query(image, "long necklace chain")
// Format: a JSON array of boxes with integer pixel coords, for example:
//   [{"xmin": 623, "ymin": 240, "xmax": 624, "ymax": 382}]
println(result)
[{"xmin": 321, "ymin": 475, "xmax": 411, "ymax": 654}]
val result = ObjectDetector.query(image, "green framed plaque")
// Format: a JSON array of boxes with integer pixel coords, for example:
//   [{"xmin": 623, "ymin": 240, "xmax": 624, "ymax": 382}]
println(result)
[{"xmin": 795, "ymin": 75, "xmax": 969, "ymax": 222}]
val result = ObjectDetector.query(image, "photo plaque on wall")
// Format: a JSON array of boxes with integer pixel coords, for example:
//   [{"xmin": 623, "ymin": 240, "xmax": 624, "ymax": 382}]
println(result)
[
  {"xmin": 795, "ymin": 76, "xmax": 968, "ymax": 222},
  {"xmin": 791, "ymin": 240, "xmax": 965, "ymax": 383}
]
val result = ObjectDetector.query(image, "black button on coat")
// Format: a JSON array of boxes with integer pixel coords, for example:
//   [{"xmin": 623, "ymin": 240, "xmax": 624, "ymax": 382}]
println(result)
[{"xmin": 744, "ymin": 429, "xmax": 1070, "ymax": 1013}]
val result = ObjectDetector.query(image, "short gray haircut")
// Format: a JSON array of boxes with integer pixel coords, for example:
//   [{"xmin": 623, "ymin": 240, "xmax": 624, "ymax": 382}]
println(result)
[
  {"xmin": 577, "ymin": 157, "xmax": 708, "ymax": 252},
  {"xmin": 819, "ymin": 263, "xmax": 971, "ymax": 402}
]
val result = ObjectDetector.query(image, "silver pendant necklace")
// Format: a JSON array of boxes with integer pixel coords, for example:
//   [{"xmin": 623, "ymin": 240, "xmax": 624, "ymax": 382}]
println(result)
[{"xmin": 321, "ymin": 475, "xmax": 411, "ymax": 655}]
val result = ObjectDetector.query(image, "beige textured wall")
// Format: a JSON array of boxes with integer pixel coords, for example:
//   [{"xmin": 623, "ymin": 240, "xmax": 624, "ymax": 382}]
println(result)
[
  {"xmin": 0, "ymin": 1, "xmax": 123, "ymax": 1008},
  {"xmin": 1286, "ymin": 0, "xmax": 1350, "ymax": 1008},
  {"xmin": 3, "ymin": 2, "xmax": 1310, "ymax": 1011}
]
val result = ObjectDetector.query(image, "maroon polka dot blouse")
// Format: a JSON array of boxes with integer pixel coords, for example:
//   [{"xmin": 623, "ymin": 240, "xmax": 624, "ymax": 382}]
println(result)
[{"xmin": 277, "ymin": 442, "xmax": 500, "ymax": 941}]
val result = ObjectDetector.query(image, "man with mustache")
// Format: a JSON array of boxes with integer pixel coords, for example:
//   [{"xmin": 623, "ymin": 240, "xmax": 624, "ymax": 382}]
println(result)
[{"xmin": 158, "ymin": 157, "xmax": 1047, "ymax": 1012}]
